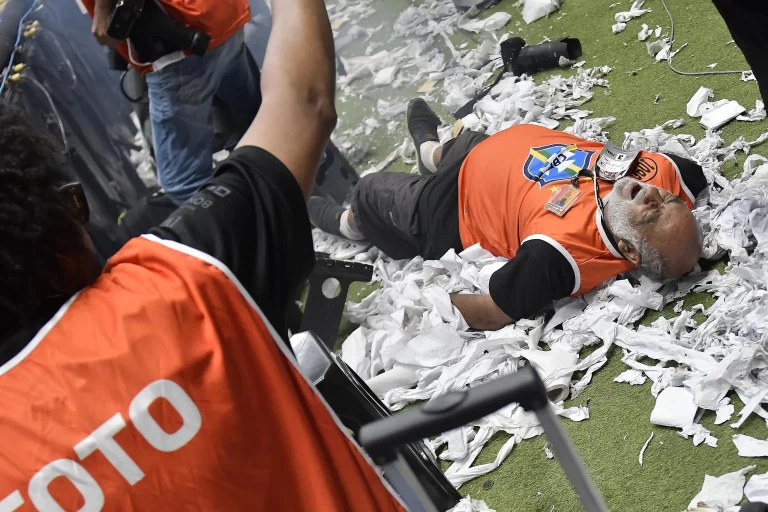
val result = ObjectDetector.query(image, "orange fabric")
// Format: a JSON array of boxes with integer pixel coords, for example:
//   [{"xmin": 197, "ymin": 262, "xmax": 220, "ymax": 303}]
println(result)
[
  {"xmin": 81, "ymin": 0, "xmax": 251, "ymax": 73},
  {"xmin": 458, "ymin": 125, "xmax": 693, "ymax": 295},
  {"xmin": 0, "ymin": 237, "xmax": 405, "ymax": 512}
]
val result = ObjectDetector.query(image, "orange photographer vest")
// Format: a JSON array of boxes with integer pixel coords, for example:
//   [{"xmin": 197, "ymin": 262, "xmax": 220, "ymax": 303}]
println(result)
[
  {"xmin": 458, "ymin": 125, "xmax": 695, "ymax": 295},
  {"xmin": 0, "ymin": 235, "xmax": 406, "ymax": 512},
  {"xmin": 81, "ymin": 0, "xmax": 251, "ymax": 73}
]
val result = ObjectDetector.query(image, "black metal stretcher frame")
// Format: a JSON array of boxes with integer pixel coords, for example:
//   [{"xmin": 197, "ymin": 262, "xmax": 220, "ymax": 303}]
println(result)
[{"xmin": 296, "ymin": 329, "xmax": 609, "ymax": 511}]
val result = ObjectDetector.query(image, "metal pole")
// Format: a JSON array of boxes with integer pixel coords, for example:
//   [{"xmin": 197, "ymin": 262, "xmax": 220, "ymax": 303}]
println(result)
[{"xmin": 536, "ymin": 405, "xmax": 609, "ymax": 512}]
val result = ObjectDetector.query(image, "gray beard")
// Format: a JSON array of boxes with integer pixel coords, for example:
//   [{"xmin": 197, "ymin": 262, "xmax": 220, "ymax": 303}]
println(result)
[{"xmin": 603, "ymin": 186, "xmax": 665, "ymax": 281}]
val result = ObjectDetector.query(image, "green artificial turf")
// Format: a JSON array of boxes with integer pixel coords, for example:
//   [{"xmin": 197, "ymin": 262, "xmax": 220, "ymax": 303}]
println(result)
[{"xmin": 330, "ymin": 0, "xmax": 768, "ymax": 510}]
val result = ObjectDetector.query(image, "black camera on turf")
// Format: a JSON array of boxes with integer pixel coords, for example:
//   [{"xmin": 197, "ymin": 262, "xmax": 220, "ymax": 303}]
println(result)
[{"xmin": 501, "ymin": 36, "xmax": 583, "ymax": 76}]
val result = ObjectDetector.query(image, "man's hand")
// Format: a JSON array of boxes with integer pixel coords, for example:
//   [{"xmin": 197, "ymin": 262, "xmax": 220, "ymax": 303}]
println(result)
[
  {"xmin": 92, "ymin": 1, "xmax": 119, "ymax": 47},
  {"xmin": 450, "ymin": 293, "xmax": 513, "ymax": 331}
]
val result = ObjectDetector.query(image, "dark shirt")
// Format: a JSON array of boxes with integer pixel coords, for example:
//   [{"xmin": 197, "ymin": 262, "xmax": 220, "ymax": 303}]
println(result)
[
  {"xmin": 151, "ymin": 146, "xmax": 314, "ymax": 338},
  {"xmin": 1, "ymin": 147, "xmax": 314, "ymax": 365}
]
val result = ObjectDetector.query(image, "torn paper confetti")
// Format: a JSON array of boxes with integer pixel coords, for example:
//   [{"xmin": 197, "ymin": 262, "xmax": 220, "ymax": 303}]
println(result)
[
  {"xmin": 737, "ymin": 100, "xmax": 766, "ymax": 123},
  {"xmin": 614, "ymin": 369, "xmax": 647, "ymax": 385},
  {"xmin": 679, "ymin": 424, "xmax": 718, "ymax": 448},
  {"xmin": 651, "ymin": 387, "xmax": 698, "ymax": 428},
  {"xmin": 733, "ymin": 435, "xmax": 768, "ymax": 458},
  {"xmin": 448, "ymin": 496, "xmax": 497, "ymax": 512},
  {"xmin": 615, "ymin": 0, "xmax": 651, "ymax": 23},
  {"xmin": 363, "ymin": 118, "xmax": 380, "ymax": 135},
  {"xmin": 646, "ymin": 39, "xmax": 666, "ymax": 58},
  {"xmin": 639, "ymin": 431, "xmax": 654, "ymax": 466},
  {"xmin": 745, "ymin": 473, "xmax": 768, "ymax": 504},
  {"xmin": 458, "ymin": 12, "xmax": 511, "ymax": 33},
  {"xmin": 742, "ymin": 70, "xmax": 757, "ymax": 82},
  {"xmin": 715, "ymin": 399, "xmax": 735, "ymax": 425},
  {"xmin": 638, "ymin": 23, "xmax": 651, "ymax": 41},
  {"xmin": 700, "ymin": 100, "xmax": 746, "ymax": 130},
  {"xmin": 544, "ymin": 442, "xmax": 554, "ymax": 459},
  {"xmin": 655, "ymin": 41, "xmax": 672, "ymax": 62},
  {"xmin": 373, "ymin": 66, "xmax": 399, "ymax": 86},
  {"xmin": 687, "ymin": 87, "xmax": 714, "ymax": 117},
  {"xmin": 732, "ymin": 388, "xmax": 768, "ymax": 429},
  {"xmin": 522, "ymin": 0, "xmax": 562, "ymax": 24},
  {"xmin": 612, "ymin": 22, "xmax": 627, "ymax": 34},
  {"xmin": 687, "ymin": 466, "xmax": 755, "ymax": 510},
  {"xmin": 377, "ymin": 99, "xmax": 408, "ymax": 119}
]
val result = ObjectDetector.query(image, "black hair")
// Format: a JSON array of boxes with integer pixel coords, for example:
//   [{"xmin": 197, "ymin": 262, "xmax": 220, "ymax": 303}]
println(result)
[{"xmin": 0, "ymin": 101, "xmax": 82, "ymax": 335}]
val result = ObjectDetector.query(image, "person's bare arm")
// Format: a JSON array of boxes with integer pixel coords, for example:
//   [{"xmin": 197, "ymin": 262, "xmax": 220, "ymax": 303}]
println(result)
[
  {"xmin": 450, "ymin": 294, "xmax": 513, "ymax": 331},
  {"xmin": 236, "ymin": 0, "xmax": 337, "ymax": 201},
  {"xmin": 92, "ymin": 0, "xmax": 119, "ymax": 47}
]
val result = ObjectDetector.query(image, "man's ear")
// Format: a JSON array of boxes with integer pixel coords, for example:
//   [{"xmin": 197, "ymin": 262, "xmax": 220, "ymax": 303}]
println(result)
[
  {"xmin": 49, "ymin": 252, "xmax": 85, "ymax": 296},
  {"xmin": 50, "ymin": 233, "xmax": 102, "ymax": 296},
  {"xmin": 618, "ymin": 239, "xmax": 642, "ymax": 267}
]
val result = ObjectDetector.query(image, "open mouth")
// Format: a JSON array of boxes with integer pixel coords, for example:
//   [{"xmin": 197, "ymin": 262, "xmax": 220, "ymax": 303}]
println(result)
[{"xmin": 629, "ymin": 182, "xmax": 643, "ymax": 200}]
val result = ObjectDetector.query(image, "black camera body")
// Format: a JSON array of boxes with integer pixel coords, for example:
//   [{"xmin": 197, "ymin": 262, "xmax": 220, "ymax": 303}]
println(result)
[
  {"xmin": 106, "ymin": 0, "xmax": 144, "ymax": 40},
  {"xmin": 106, "ymin": 0, "xmax": 211, "ymax": 62},
  {"xmin": 501, "ymin": 37, "xmax": 583, "ymax": 76}
]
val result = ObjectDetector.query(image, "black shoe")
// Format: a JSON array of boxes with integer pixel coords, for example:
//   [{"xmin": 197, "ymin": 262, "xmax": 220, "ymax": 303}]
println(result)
[
  {"xmin": 407, "ymin": 98, "xmax": 442, "ymax": 175},
  {"xmin": 308, "ymin": 196, "xmax": 346, "ymax": 238}
]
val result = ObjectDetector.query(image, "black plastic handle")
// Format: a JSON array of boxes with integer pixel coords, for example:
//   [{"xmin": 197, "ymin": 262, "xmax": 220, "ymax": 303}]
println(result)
[{"xmin": 358, "ymin": 366, "xmax": 548, "ymax": 462}]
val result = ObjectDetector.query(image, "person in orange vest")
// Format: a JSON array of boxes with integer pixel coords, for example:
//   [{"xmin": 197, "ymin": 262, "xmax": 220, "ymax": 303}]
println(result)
[
  {"xmin": 0, "ymin": 1, "xmax": 407, "ymax": 510},
  {"xmin": 310, "ymin": 99, "xmax": 707, "ymax": 331},
  {"xmin": 82, "ymin": 0, "xmax": 261, "ymax": 205}
]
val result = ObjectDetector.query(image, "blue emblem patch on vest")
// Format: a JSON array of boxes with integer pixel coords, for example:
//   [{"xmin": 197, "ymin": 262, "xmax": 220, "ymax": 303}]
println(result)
[{"xmin": 523, "ymin": 143, "xmax": 597, "ymax": 186}]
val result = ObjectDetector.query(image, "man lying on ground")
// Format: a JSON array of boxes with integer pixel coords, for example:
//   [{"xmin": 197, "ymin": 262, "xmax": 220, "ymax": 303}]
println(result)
[{"xmin": 310, "ymin": 99, "xmax": 707, "ymax": 331}]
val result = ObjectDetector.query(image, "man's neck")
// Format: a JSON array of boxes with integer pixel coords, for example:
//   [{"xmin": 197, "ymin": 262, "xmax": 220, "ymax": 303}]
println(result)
[{"xmin": 0, "ymin": 298, "xmax": 68, "ymax": 366}]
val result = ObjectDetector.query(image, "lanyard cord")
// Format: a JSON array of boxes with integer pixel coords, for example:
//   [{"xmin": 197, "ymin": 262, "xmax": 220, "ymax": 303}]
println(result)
[{"xmin": 539, "ymin": 145, "xmax": 626, "ymax": 259}]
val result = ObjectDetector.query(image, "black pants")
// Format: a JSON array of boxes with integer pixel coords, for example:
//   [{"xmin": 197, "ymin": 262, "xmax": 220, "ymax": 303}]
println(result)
[
  {"xmin": 714, "ymin": 0, "xmax": 768, "ymax": 101},
  {"xmin": 350, "ymin": 131, "xmax": 488, "ymax": 260}
]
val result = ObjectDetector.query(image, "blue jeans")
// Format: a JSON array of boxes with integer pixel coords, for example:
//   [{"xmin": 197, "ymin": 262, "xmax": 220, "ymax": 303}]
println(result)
[{"xmin": 146, "ymin": 29, "xmax": 261, "ymax": 205}]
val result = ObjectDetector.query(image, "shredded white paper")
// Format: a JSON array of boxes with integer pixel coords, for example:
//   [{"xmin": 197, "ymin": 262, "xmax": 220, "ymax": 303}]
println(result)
[
  {"xmin": 733, "ymin": 434, "xmax": 768, "ymax": 458},
  {"xmin": 615, "ymin": 0, "xmax": 651, "ymax": 23},
  {"xmin": 688, "ymin": 466, "xmax": 756, "ymax": 510},
  {"xmin": 521, "ymin": 0, "xmax": 562, "ymax": 24},
  {"xmin": 324, "ymin": 0, "xmax": 768, "ymax": 504},
  {"xmin": 745, "ymin": 472, "xmax": 768, "ymax": 503}
]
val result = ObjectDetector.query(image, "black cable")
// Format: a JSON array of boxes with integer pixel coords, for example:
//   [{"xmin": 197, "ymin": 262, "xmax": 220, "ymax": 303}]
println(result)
[
  {"xmin": 119, "ymin": 70, "xmax": 144, "ymax": 103},
  {"xmin": 660, "ymin": 0, "xmax": 747, "ymax": 76},
  {"xmin": 20, "ymin": 75, "xmax": 68, "ymax": 155}
]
